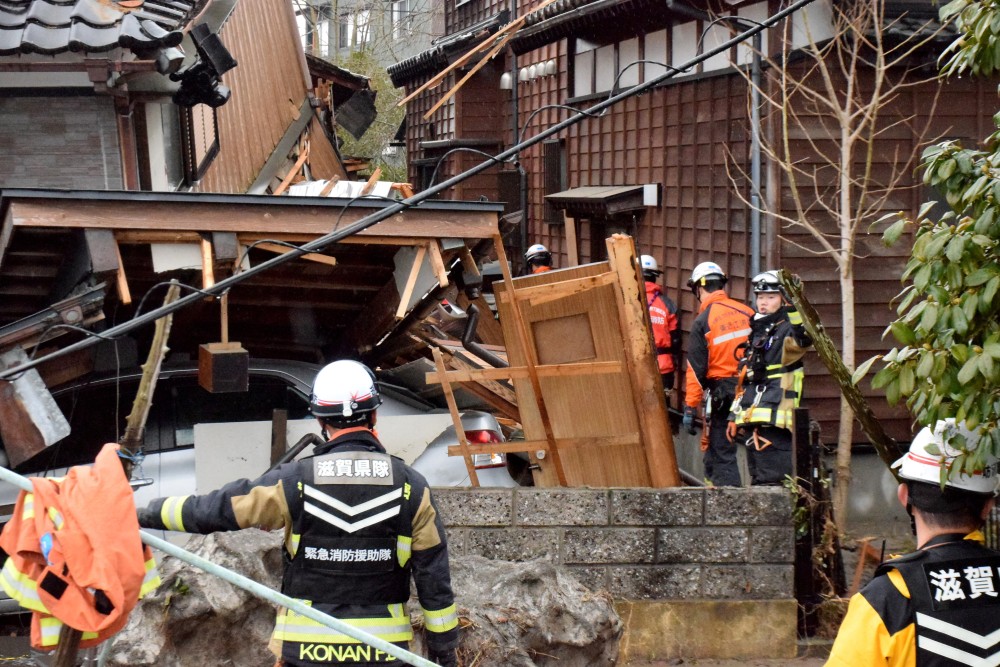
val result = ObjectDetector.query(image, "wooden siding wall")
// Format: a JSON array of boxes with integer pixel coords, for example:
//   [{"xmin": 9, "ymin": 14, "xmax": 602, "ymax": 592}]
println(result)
[
  {"xmin": 514, "ymin": 65, "xmax": 754, "ymax": 392},
  {"xmin": 196, "ymin": 0, "xmax": 338, "ymax": 192},
  {"xmin": 776, "ymin": 71, "xmax": 998, "ymax": 445}
]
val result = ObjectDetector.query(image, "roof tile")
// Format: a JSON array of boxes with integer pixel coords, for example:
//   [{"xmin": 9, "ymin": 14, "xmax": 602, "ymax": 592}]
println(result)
[
  {"xmin": 70, "ymin": 0, "xmax": 123, "ymax": 28},
  {"xmin": 0, "ymin": 0, "xmax": 198, "ymax": 57},
  {"xmin": 21, "ymin": 21, "xmax": 69, "ymax": 53},
  {"xmin": 68, "ymin": 20, "xmax": 118, "ymax": 51},
  {"xmin": 27, "ymin": 0, "xmax": 73, "ymax": 26}
]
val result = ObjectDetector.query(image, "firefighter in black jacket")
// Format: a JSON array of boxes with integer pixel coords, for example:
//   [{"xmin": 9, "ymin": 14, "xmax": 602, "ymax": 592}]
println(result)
[
  {"xmin": 827, "ymin": 419, "xmax": 1000, "ymax": 667},
  {"xmin": 727, "ymin": 270, "xmax": 811, "ymax": 485},
  {"xmin": 137, "ymin": 360, "xmax": 459, "ymax": 667}
]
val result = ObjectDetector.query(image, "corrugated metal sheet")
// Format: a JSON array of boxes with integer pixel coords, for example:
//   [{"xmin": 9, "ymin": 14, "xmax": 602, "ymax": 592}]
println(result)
[{"xmin": 194, "ymin": 0, "xmax": 334, "ymax": 193}]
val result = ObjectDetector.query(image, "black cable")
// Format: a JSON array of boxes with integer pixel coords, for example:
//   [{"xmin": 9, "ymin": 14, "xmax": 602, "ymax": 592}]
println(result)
[
  {"xmin": 2, "ymin": 323, "xmax": 113, "ymax": 382},
  {"xmin": 0, "ymin": 0, "xmax": 819, "ymax": 382},
  {"xmin": 133, "ymin": 281, "xmax": 220, "ymax": 318},
  {"xmin": 516, "ymin": 104, "xmax": 605, "ymax": 147},
  {"xmin": 426, "ymin": 148, "xmax": 511, "ymax": 189},
  {"xmin": 333, "ymin": 193, "xmax": 414, "ymax": 232}
]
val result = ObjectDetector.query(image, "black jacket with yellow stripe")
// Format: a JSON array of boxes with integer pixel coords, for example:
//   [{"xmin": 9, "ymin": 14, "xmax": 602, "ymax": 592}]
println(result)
[
  {"xmin": 140, "ymin": 428, "xmax": 458, "ymax": 666},
  {"xmin": 826, "ymin": 532, "xmax": 1000, "ymax": 667}
]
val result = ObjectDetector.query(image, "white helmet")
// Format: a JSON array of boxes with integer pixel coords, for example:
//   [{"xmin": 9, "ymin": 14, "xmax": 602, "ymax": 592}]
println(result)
[
  {"xmin": 310, "ymin": 360, "xmax": 382, "ymax": 420},
  {"xmin": 688, "ymin": 261, "xmax": 727, "ymax": 289},
  {"xmin": 751, "ymin": 270, "xmax": 783, "ymax": 294},
  {"xmin": 640, "ymin": 255, "xmax": 661, "ymax": 278},
  {"xmin": 893, "ymin": 419, "xmax": 1000, "ymax": 495},
  {"xmin": 525, "ymin": 243, "xmax": 550, "ymax": 263}
]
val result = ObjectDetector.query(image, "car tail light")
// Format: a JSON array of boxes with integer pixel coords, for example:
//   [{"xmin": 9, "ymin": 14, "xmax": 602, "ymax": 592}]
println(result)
[{"xmin": 465, "ymin": 429, "xmax": 506, "ymax": 469}]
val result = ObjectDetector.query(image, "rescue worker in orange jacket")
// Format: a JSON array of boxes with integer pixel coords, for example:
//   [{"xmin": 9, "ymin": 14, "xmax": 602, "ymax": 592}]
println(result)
[
  {"xmin": 640, "ymin": 255, "xmax": 680, "ymax": 394},
  {"xmin": 827, "ymin": 420, "xmax": 1000, "ymax": 667},
  {"xmin": 525, "ymin": 243, "xmax": 553, "ymax": 274},
  {"xmin": 137, "ymin": 360, "xmax": 459, "ymax": 667},
  {"xmin": 683, "ymin": 261, "xmax": 753, "ymax": 487}
]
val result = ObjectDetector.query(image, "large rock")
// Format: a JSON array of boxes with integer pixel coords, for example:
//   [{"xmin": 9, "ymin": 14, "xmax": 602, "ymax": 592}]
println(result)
[{"xmin": 107, "ymin": 530, "xmax": 621, "ymax": 667}]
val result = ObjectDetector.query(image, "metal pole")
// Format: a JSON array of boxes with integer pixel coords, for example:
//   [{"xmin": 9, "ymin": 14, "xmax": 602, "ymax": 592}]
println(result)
[
  {"xmin": 0, "ymin": 466, "xmax": 439, "ymax": 667},
  {"xmin": 749, "ymin": 30, "xmax": 763, "ymax": 278}
]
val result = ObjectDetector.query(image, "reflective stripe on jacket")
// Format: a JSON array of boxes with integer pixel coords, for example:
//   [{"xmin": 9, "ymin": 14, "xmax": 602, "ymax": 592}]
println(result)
[
  {"xmin": 827, "ymin": 532, "xmax": 1000, "ymax": 667},
  {"xmin": 685, "ymin": 290, "xmax": 753, "ymax": 408},
  {"xmin": 730, "ymin": 308, "xmax": 811, "ymax": 429},
  {"xmin": 141, "ymin": 428, "xmax": 458, "ymax": 665},
  {"xmin": 0, "ymin": 443, "xmax": 161, "ymax": 651}
]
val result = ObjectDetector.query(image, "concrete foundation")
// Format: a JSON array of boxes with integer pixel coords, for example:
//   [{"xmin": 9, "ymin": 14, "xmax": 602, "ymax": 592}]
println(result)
[{"xmin": 615, "ymin": 599, "xmax": 799, "ymax": 662}]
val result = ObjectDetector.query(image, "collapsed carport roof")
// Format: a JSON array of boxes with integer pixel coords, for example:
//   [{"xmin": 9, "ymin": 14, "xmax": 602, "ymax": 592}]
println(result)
[{"xmin": 0, "ymin": 188, "xmax": 503, "ymax": 379}]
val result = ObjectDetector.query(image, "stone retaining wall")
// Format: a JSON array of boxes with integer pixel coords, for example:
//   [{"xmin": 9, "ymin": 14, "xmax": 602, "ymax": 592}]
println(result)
[{"xmin": 433, "ymin": 486, "xmax": 795, "ymax": 601}]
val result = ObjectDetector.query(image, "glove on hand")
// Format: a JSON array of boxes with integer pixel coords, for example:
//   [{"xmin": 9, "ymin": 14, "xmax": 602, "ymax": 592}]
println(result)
[
  {"xmin": 682, "ymin": 406, "xmax": 698, "ymax": 435},
  {"xmin": 136, "ymin": 506, "xmax": 157, "ymax": 529},
  {"xmin": 428, "ymin": 647, "xmax": 458, "ymax": 667},
  {"xmin": 726, "ymin": 420, "xmax": 738, "ymax": 443}
]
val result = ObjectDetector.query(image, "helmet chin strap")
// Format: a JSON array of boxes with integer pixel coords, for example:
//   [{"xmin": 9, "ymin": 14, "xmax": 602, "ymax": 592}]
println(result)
[{"xmin": 906, "ymin": 502, "xmax": 917, "ymax": 538}]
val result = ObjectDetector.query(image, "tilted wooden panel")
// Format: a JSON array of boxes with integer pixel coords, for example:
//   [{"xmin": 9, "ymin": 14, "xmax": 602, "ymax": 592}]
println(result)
[
  {"xmin": 496, "ymin": 263, "xmax": 650, "ymax": 487},
  {"xmin": 492, "ymin": 254, "xmax": 679, "ymax": 488}
]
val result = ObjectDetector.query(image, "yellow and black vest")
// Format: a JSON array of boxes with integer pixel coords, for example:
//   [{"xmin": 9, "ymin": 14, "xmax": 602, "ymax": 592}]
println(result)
[{"xmin": 879, "ymin": 535, "xmax": 1000, "ymax": 666}]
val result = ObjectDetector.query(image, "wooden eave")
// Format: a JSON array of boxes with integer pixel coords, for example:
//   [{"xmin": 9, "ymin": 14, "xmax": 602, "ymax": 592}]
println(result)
[
  {"xmin": 0, "ymin": 188, "xmax": 503, "ymax": 366},
  {"xmin": 1, "ymin": 189, "xmax": 500, "ymax": 239}
]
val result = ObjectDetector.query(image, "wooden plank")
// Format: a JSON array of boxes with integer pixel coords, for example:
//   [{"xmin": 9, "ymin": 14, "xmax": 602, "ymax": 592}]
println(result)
[
  {"xmin": 270, "ymin": 409, "xmax": 288, "ymax": 466},
  {"xmin": 446, "ymin": 435, "xmax": 640, "ymax": 457},
  {"xmin": 397, "ymin": 14, "xmax": 528, "ymax": 107},
  {"xmin": 493, "ymin": 235, "xmax": 567, "ymax": 485},
  {"xmin": 395, "ymin": 245, "xmax": 426, "ymax": 320},
  {"xmin": 432, "ymin": 348, "xmax": 479, "ymax": 486},
  {"xmin": 272, "ymin": 142, "xmax": 310, "ymax": 196},
  {"xmin": 457, "ymin": 380, "xmax": 520, "ymax": 422},
  {"xmin": 497, "ymin": 271, "xmax": 618, "ymax": 307},
  {"xmin": 423, "ymin": 28, "xmax": 519, "ymax": 119},
  {"xmin": 201, "ymin": 237, "xmax": 215, "ymax": 290},
  {"xmin": 112, "ymin": 236, "xmax": 131, "ymax": 305},
  {"xmin": 564, "ymin": 213, "xmax": 579, "ymax": 266},
  {"xmin": 605, "ymin": 234, "xmax": 680, "ymax": 487},
  {"xmin": 9, "ymin": 200, "xmax": 501, "ymax": 240},
  {"xmin": 432, "ymin": 346, "xmax": 518, "ymax": 404},
  {"xmin": 424, "ymin": 360, "xmax": 622, "ymax": 383},
  {"xmin": 256, "ymin": 241, "xmax": 337, "ymax": 266},
  {"xmin": 360, "ymin": 167, "xmax": 382, "ymax": 195},
  {"xmin": 427, "ymin": 240, "xmax": 449, "ymax": 288}
]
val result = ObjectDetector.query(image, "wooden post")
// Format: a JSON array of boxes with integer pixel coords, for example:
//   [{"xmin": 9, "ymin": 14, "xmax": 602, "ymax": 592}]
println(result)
[
  {"xmin": 605, "ymin": 235, "xmax": 680, "ymax": 487},
  {"xmin": 56, "ymin": 282, "xmax": 181, "ymax": 666},
  {"xmin": 493, "ymin": 235, "xmax": 568, "ymax": 485},
  {"xmin": 563, "ymin": 212, "xmax": 579, "ymax": 266},
  {"xmin": 271, "ymin": 409, "xmax": 289, "ymax": 466},
  {"xmin": 432, "ymin": 348, "xmax": 479, "ymax": 487}
]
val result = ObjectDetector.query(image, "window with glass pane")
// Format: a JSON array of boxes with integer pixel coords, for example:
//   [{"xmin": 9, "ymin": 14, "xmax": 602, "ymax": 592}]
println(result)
[{"xmin": 392, "ymin": 0, "xmax": 412, "ymax": 39}]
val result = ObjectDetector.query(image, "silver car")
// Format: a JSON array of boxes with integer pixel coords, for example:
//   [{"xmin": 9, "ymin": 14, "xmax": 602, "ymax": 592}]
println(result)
[{"xmin": 0, "ymin": 360, "xmax": 524, "ymax": 513}]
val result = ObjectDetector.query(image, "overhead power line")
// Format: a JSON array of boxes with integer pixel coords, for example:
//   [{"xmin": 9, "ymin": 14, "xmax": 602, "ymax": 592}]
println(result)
[{"xmin": 0, "ymin": 0, "xmax": 819, "ymax": 382}]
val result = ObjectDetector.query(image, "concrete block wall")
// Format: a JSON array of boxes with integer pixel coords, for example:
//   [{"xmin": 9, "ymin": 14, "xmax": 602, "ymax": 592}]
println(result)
[{"xmin": 433, "ymin": 486, "xmax": 795, "ymax": 601}]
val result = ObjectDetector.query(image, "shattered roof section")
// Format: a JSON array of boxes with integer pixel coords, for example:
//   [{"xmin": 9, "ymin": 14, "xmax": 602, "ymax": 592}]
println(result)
[
  {"xmin": 0, "ymin": 0, "xmax": 200, "ymax": 56},
  {"xmin": 387, "ymin": 10, "xmax": 509, "ymax": 87}
]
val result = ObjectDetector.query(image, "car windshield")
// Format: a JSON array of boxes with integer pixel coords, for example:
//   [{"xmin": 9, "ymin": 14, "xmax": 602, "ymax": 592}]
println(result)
[{"xmin": 15, "ymin": 372, "xmax": 312, "ymax": 475}]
